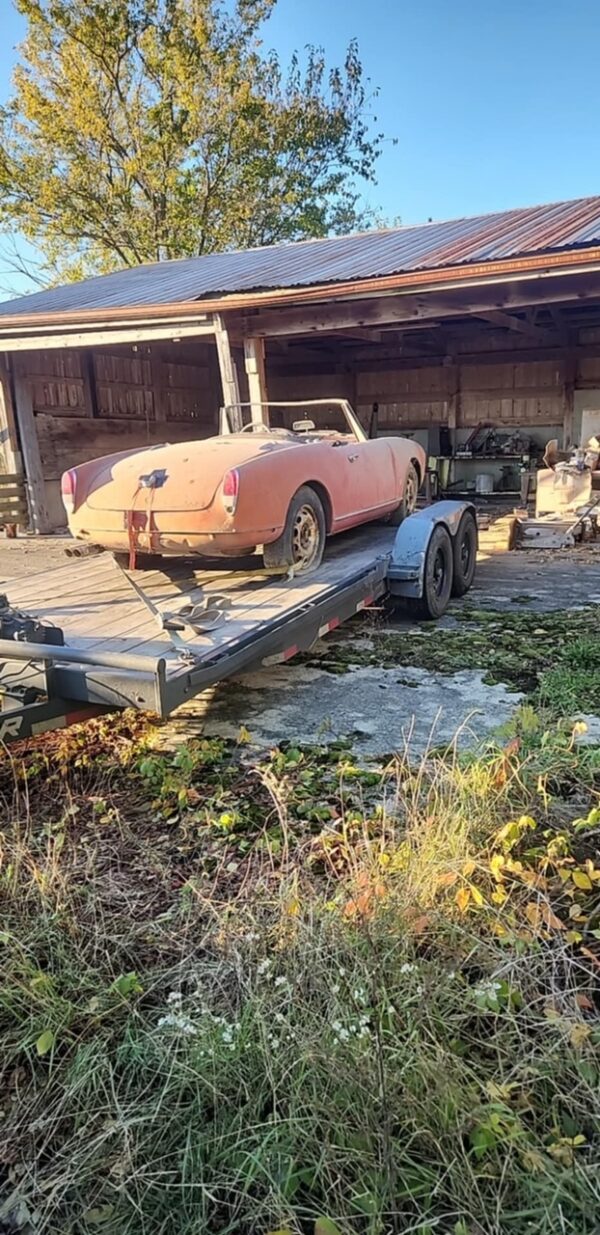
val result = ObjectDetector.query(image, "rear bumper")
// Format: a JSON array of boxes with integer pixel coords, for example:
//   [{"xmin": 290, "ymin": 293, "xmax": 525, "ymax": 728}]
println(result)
[{"xmin": 70, "ymin": 526, "xmax": 282, "ymax": 556}]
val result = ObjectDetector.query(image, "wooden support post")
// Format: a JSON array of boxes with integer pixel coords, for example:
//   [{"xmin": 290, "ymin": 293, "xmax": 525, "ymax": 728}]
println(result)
[
  {"xmin": 11, "ymin": 372, "xmax": 52, "ymax": 533},
  {"xmin": 445, "ymin": 360, "xmax": 460, "ymax": 440},
  {"xmin": 561, "ymin": 349, "xmax": 576, "ymax": 448},
  {"xmin": 214, "ymin": 314, "xmax": 241, "ymax": 428},
  {"xmin": 243, "ymin": 336, "xmax": 268, "ymax": 424},
  {"xmin": 0, "ymin": 358, "xmax": 23, "ymax": 476}
]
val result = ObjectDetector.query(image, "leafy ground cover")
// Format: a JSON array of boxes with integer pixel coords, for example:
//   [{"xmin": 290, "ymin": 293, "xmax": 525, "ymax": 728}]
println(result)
[{"xmin": 1, "ymin": 685, "xmax": 600, "ymax": 1234}]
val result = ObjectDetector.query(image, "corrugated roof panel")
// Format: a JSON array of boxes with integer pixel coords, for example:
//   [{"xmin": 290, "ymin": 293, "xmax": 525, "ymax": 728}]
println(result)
[{"xmin": 1, "ymin": 194, "xmax": 600, "ymax": 318}]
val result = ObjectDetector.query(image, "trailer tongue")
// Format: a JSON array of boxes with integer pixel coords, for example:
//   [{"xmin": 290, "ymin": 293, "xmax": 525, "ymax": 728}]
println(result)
[{"xmin": 0, "ymin": 503, "xmax": 476, "ymax": 742}]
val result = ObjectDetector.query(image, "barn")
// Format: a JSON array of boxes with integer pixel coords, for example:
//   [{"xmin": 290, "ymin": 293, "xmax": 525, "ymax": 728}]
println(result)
[{"xmin": 2, "ymin": 193, "xmax": 600, "ymax": 532}]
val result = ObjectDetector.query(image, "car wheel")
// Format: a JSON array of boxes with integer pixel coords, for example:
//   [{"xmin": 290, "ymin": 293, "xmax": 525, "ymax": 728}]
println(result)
[
  {"xmin": 263, "ymin": 485, "xmax": 326, "ymax": 573},
  {"xmin": 451, "ymin": 510, "xmax": 477, "ymax": 596},
  {"xmin": 389, "ymin": 462, "xmax": 420, "ymax": 525},
  {"xmin": 404, "ymin": 524, "xmax": 454, "ymax": 620}
]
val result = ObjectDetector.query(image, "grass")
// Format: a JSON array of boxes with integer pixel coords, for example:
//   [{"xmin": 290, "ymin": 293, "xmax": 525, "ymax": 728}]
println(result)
[{"xmin": 1, "ymin": 706, "xmax": 600, "ymax": 1235}]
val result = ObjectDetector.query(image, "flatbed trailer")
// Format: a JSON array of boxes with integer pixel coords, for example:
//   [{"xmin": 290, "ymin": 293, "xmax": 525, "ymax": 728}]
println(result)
[{"xmin": 0, "ymin": 502, "xmax": 476, "ymax": 742}]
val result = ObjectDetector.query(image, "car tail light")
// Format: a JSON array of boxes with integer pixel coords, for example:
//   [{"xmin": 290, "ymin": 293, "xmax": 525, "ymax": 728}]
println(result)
[
  {"xmin": 222, "ymin": 468, "xmax": 239, "ymax": 515},
  {"xmin": 61, "ymin": 468, "xmax": 77, "ymax": 514}
]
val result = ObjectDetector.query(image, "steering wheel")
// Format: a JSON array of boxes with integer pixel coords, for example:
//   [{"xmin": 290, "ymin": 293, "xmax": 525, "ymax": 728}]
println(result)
[{"xmin": 239, "ymin": 421, "xmax": 276, "ymax": 433}]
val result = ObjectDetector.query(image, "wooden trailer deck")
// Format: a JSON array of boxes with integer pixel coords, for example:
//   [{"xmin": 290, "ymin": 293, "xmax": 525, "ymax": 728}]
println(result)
[{"xmin": 0, "ymin": 526, "xmax": 395, "ymax": 714}]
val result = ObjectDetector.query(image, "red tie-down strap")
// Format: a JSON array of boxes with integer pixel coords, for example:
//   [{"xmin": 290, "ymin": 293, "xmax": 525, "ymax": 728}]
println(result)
[
  {"xmin": 126, "ymin": 509, "xmax": 145, "ymax": 570},
  {"xmin": 125, "ymin": 507, "xmax": 160, "ymax": 570}
]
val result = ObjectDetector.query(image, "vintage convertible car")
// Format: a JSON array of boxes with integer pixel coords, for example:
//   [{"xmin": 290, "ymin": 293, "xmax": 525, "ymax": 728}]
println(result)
[{"xmin": 61, "ymin": 400, "xmax": 426, "ymax": 572}]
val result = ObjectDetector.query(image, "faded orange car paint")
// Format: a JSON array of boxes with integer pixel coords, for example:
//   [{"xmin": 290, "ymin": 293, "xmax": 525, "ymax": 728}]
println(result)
[{"xmin": 63, "ymin": 405, "xmax": 426, "ymax": 559}]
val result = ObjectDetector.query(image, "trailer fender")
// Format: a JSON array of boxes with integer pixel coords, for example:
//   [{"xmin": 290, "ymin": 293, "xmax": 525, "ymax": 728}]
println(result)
[{"xmin": 386, "ymin": 501, "xmax": 476, "ymax": 598}]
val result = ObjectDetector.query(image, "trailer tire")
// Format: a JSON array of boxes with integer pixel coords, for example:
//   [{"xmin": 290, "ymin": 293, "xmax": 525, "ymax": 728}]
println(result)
[
  {"xmin": 388, "ymin": 462, "xmax": 419, "ymax": 525},
  {"xmin": 404, "ymin": 524, "xmax": 454, "ymax": 620},
  {"xmin": 451, "ymin": 510, "xmax": 477, "ymax": 596},
  {"xmin": 263, "ymin": 486, "xmax": 326, "ymax": 573}
]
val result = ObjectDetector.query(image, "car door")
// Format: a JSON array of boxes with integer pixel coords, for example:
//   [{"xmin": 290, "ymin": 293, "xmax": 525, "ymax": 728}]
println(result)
[{"xmin": 330, "ymin": 437, "xmax": 398, "ymax": 523}]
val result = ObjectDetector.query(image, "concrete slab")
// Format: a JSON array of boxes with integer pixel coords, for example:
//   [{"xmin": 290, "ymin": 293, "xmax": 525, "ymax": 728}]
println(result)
[
  {"xmin": 164, "ymin": 663, "xmax": 523, "ymax": 757},
  {"xmin": 457, "ymin": 547, "xmax": 600, "ymax": 612}
]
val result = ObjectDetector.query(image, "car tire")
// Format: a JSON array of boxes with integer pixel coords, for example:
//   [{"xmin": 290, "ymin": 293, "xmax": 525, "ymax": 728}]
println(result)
[
  {"xmin": 388, "ymin": 462, "xmax": 420, "ymax": 525},
  {"xmin": 404, "ymin": 524, "xmax": 454, "ymax": 620},
  {"xmin": 451, "ymin": 510, "xmax": 477, "ymax": 597},
  {"xmin": 263, "ymin": 485, "xmax": 326, "ymax": 573}
]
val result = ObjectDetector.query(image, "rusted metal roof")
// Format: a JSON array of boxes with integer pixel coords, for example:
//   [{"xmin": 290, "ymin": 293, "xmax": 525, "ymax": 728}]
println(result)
[{"xmin": 2, "ymin": 195, "xmax": 600, "ymax": 319}]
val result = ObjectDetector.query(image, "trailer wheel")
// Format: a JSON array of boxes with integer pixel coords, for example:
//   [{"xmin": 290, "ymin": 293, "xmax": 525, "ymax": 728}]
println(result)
[
  {"xmin": 451, "ymin": 510, "xmax": 477, "ymax": 596},
  {"xmin": 404, "ymin": 524, "xmax": 454, "ymax": 620},
  {"xmin": 389, "ymin": 462, "xmax": 419, "ymax": 525},
  {"xmin": 264, "ymin": 485, "xmax": 326, "ymax": 573}
]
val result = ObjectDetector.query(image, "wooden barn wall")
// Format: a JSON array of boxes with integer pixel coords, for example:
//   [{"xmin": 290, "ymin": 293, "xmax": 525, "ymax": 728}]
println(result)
[
  {"xmin": 12, "ymin": 341, "xmax": 221, "ymax": 525},
  {"xmin": 270, "ymin": 326, "xmax": 600, "ymax": 441},
  {"xmin": 268, "ymin": 367, "xmax": 355, "ymax": 406},
  {"xmin": 355, "ymin": 357, "xmax": 564, "ymax": 434}
]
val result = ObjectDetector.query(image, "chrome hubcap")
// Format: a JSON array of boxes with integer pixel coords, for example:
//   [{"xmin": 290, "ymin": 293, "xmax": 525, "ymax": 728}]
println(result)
[{"xmin": 292, "ymin": 504, "xmax": 320, "ymax": 568}]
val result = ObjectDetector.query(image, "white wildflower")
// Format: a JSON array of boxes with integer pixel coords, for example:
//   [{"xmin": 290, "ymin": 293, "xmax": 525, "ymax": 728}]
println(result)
[
  {"xmin": 399, "ymin": 962, "xmax": 418, "ymax": 975},
  {"xmin": 274, "ymin": 975, "xmax": 289, "ymax": 989},
  {"xmin": 157, "ymin": 1011, "xmax": 197, "ymax": 1036},
  {"xmin": 257, "ymin": 959, "xmax": 272, "ymax": 976},
  {"xmin": 331, "ymin": 984, "xmax": 340, "ymax": 995}
]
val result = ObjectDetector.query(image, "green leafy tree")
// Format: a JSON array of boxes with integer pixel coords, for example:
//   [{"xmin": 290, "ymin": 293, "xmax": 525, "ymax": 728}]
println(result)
[{"xmin": 0, "ymin": 0, "xmax": 383, "ymax": 282}]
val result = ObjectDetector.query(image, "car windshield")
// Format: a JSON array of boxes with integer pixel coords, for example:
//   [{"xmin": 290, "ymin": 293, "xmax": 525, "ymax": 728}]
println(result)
[{"xmin": 221, "ymin": 401, "xmax": 359, "ymax": 437}]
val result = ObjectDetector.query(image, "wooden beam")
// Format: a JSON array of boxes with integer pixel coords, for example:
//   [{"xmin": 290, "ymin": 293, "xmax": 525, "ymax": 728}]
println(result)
[
  {"xmin": 243, "ymin": 337, "xmax": 268, "ymax": 424},
  {"xmin": 0, "ymin": 321, "xmax": 215, "ymax": 352},
  {"xmin": 476, "ymin": 309, "xmax": 550, "ymax": 341},
  {"xmin": 11, "ymin": 372, "xmax": 52, "ymax": 532},
  {"xmin": 0, "ymin": 359, "xmax": 23, "ymax": 477},
  {"xmin": 214, "ymin": 314, "xmax": 241, "ymax": 425},
  {"xmin": 242, "ymin": 281, "xmax": 596, "ymax": 340},
  {"xmin": 331, "ymin": 328, "xmax": 384, "ymax": 344}
]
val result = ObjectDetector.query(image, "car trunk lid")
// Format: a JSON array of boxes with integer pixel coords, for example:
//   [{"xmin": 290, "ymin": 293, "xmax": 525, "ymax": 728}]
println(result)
[{"xmin": 85, "ymin": 437, "xmax": 292, "ymax": 512}]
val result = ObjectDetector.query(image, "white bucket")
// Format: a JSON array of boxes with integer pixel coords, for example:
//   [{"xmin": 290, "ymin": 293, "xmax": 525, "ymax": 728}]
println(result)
[{"xmin": 475, "ymin": 473, "xmax": 494, "ymax": 495}]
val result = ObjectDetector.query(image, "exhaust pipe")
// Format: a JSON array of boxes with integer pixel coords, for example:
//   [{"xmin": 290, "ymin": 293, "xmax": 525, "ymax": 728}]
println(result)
[{"xmin": 64, "ymin": 543, "xmax": 106, "ymax": 558}]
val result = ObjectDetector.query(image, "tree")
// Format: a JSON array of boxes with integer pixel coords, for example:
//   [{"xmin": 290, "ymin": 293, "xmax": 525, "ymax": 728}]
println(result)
[{"xmin": 0, "ymin": 0, "xmax": 383, "ymax": 283}]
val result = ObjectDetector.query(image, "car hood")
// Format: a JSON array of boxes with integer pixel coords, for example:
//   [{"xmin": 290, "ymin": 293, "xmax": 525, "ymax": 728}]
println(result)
[{"xmin": 85, "ymin": 435, "xmax": 300, "ymax": 512}]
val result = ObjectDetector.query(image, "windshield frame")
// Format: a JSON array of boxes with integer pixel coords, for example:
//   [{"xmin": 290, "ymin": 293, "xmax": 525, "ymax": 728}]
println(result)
[{"xmin": 219, "ymin": 399, "xmax": 367, "ymax": 442}]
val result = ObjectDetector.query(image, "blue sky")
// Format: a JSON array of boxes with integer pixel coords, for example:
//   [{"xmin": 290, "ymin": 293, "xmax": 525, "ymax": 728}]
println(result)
[{"xmin": 1, "ymin": 0, "xmax": 599, "ymax": 292}]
